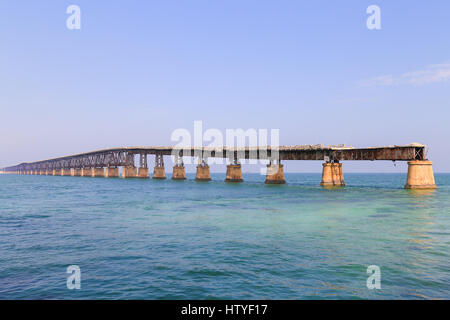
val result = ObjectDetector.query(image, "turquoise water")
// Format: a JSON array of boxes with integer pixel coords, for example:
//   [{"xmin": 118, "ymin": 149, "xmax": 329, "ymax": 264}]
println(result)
[{"xmin": 0, "ymin": 173, "xmax": 449, "ymax": 299}]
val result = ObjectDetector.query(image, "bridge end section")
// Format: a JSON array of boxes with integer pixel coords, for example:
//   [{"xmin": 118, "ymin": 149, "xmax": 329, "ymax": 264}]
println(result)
[
  {"xmin": 405, "ymin": 161, "xmax": 437, "ymax": 189},
  {"xmin": 320, "ymin": 162, "xmax": 345, "ymax": 187}
]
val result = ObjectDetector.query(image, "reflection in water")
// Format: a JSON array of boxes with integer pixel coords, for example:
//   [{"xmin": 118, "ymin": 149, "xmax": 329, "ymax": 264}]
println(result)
[{"xmin": 407, "ymin": 189, "xmax": 436, "ymax": 197}]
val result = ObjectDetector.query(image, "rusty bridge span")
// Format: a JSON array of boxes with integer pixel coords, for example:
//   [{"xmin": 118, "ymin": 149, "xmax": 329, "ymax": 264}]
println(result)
[{"xmin": 0, "ymin": 144, "xmax": 436, "ymax": 189}]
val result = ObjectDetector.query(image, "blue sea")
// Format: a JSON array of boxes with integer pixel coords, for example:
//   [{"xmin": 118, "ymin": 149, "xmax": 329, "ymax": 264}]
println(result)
[{"xmin": 0, "ymin": 173, "xmax": 449, "ymax": 299}]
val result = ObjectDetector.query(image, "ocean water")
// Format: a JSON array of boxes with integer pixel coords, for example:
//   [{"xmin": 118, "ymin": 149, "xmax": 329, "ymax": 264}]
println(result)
[{"xmin": 0, "ymin": 173, "xmax": 449, "ymax": 300}]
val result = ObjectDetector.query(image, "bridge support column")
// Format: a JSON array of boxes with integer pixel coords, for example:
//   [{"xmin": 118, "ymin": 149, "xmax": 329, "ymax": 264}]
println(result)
[
  {"xmin": 138, "ymin": 167, "xmax": 149, "ymax": 178},
  {"xmin": 105, "ymin": 167, "xmax": 119, "ymax": 178},
  {"xmin": 72, "ymin": 169, "xmax": 82, "ymax": 176},
  {"xmin": 152, "ymin": 154, "xmax": 166, "ymax": 179},
  {"xmin": 81, "ymin": 168, "xmax": 92, "ymax": 177},
  {"xmin": 195, "ymin": 158, "xmax": 211, "ymax": 181},
  {"xmin": 172, "ymin": 165, "xmax": 186, "ymax": 180},
  {"xmin": 321, "ymin": 162, "xmax": 345, "ymax": 187},
  {"xmin": 405, "ymin": 161, "xmax": 436, "ymax": 189},
  {"xmin": 122, "ymin": 166, "xmax": 137, "ymax": 178},
  {"xmin": 265, "ymin": 163, "xmax": 286, "ymax": 184},
  {"xmin": 225, "ymin": 163, "xmax": 243, "ymax": 183},
  {"xmin": 92, "ymin": 168, "xmax": 104, "ymax": 177},
  {"xmin": 62, "ymin": 169, "xmax": 71, "ymax": 176},
  {"xmin": 152, "ymin": 167, "xmax": 165, "ymax": 179},
  {"xmin": 138, "ymin": 154, "xmax": 149, "ymax": 178},
  {"xmin": 172, "ymin": 154, "xmax": 186, "ymax": 180}
]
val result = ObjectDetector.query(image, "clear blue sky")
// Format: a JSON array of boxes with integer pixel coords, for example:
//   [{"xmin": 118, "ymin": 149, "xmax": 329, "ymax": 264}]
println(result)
[{"xmin": 1, "ymin": 1, "xmax": 449, "ymax": 172}]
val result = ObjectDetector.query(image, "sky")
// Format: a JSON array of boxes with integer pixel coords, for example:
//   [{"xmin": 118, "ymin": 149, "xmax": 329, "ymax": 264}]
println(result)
[{"xmin": 1, "ymin": 1, "xmax": 449, "ymax": 173}]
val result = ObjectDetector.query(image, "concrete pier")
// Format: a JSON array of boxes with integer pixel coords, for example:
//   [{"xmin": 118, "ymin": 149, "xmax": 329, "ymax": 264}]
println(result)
[
  {"xmin": 265, "ymin": 164, "xmax": 286, "ymax": 184},
  {"xmin": 225, "ymin": 164, "xmax": 243, "ymax": 182},
  {"xmin": 153, "ymin": 167, "xmax": 166, "ymax": 179},
  {"xmin": 62, "ymin": 169, "xmax": 71, "ymax": 176},
  {"xmin": 72, "ymin": 168, "xmax": 82, "ymax": 176},
  {"xmin": 195, "ymin": 164, "xmax": 211, "ymax": 181},
  {"xmin": 405, "ymin": 160, "xmax": 437, "ymax": 189},
  {"xmin": 105, "ymin": 167, "xmax": 119, "ymax": 178},
  {"xmin": 320, "ymin": 162, "xmax": 345, "ymax": 187},
  {"xmin": 92, "ymin": 168, "xmax": 104, "ymax": 177},
  {"xmin": 122, "ymin": 166, "xmax": 137, "ymax": 178},
  {"xmin": 172, "ymin": 165, "xmax": 186, "ymax": 180},
  {"xmin": 138, "ymin": 167, "xmax": 150, "ymax": 178},
  {"xmin": 152, "ymin": 153, "xmax": 166, "ymax": 179},
  {"xmin": 81, "ymin": 168, "xmax": 92, "ymax": 177}
]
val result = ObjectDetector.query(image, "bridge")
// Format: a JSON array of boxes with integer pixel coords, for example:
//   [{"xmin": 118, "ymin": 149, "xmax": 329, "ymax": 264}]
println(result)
[{"xmin": 0, "ymin": 144, "xmax": 436, "ymax": 189}]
